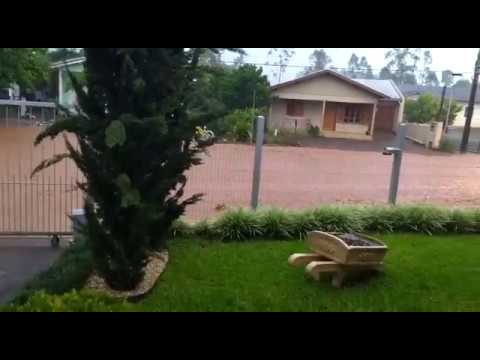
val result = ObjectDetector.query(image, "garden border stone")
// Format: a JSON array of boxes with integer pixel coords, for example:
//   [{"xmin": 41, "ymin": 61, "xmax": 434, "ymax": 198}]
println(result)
[{"xmin": 85, "ymin": 250, "xmax": 168, "ymax": 301}]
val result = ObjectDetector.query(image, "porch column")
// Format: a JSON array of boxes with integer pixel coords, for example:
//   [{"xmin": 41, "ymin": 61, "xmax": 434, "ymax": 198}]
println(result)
[
  {"xmin": 321, "ymin": 100, "xmax": 326, "ymax": 128},
  {"xmin": 58, "ymin": 68, "xmax": 63, "ymax": 105},
  {"xmin": 370, "ymin": 102, "xmax": 377, "ymax": 136}
]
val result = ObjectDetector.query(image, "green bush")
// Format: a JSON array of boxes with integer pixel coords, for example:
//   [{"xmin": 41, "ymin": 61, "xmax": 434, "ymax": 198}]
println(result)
[
  {"xmin": 264, "ymin": 129, "xmax": 301, "ymax": 146},
  {"xmin": 212, "ymin": 208, "xmax": 263, "ymax": 241},
  {"xmin": 405, "ymin": 93, "xmax": 462, "ymax": 125},
  {"xmin": 223, "ymin": 109, "xmax": 255, "ymax": 142},
  {"xmin": 307, "ymin": 120, "xmax": 320, "ymax": 137},
  {"xmin": 172, "ymin": 205, "xmax": 480, "ymax": 242},
  {"xmin": 2, "ymin": 290, "xmax": 128, "ymax": 312},
  {"xmin": 12, "ymin": 236, "xmax": 93, "ymax": 305},
  {"xmin": 439, "ymin": 138, "xmax": 458, "ymax": 153}
]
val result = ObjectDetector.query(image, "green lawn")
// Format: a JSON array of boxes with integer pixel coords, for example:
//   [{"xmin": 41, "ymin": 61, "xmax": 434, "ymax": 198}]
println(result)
[{"xmin": 137, "ymin": 234, "xmax": 480, "ymax": 312}]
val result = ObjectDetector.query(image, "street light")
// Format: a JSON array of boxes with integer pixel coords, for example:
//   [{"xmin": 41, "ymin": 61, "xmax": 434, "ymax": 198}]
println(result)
[{"xmin": 443, "ymin": 72, "xmax": 463, "ymax": 133}]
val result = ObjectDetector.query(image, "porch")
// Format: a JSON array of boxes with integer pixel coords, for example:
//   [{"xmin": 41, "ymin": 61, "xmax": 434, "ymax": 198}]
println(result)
[
  {"xmin": 320, "ymin": 100, "xmax": 377, "ymax": 141},
  {"xmin": 269, "ymin": 97, "xmax": 381, "ymax": 141}
]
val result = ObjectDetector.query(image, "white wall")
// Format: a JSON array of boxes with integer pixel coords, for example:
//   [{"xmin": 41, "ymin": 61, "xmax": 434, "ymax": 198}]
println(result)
[
  {"xmin": 269, "ymin": 99, "xmax": 323, "ymax": 132},
  {"xmin": 406, "ymin": 122, "xmax": 443, "ymax": 149}
]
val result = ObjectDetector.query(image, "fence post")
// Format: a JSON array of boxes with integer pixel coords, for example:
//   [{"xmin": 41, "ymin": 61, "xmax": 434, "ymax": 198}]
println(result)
[
  {"xmin": 251, "ymin": 116, "xmax": 265, "ymax": 210},
  {"xmin": 388, "ymin": 123, "xmax": 407, "ymax": 205}
]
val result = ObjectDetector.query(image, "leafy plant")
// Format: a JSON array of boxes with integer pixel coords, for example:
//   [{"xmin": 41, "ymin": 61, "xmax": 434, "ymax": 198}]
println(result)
[
  {"xmin": 223, "ymin": 109, "xmax": 257, "ymax": 142},
  {"xmin": 439, "ymin": 137, "xmax": 458, "ymax": 153},
  {"xmin": 172, "ymin": 205, "xmax": 480, "ymax": 242},
  {"xmin": 405, "ymin": 93, "xmax": 462, "ymax": 125},
  {"xmin": 306, "ymin": 120, "xmax": 320, "ymax": 137},
  {"xmin": 212, "ymin": 209, "xmax": 264, "ymax": 241},
  {"xmin": 33, "ymin": 48, "xmax": 237, "ymax": 290},
  {"xmin": 3, "ymin": 290, "xmax": 128, "ymax": 312},
  {"xmin": 11, "ymin": 236, "xmax": 93, "ymax": 304}
]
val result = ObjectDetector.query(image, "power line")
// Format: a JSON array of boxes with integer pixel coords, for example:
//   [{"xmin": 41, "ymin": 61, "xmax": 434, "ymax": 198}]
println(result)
[{"xmin": 222, "ymin": 60, "xmax": 473, "ymax": 75}]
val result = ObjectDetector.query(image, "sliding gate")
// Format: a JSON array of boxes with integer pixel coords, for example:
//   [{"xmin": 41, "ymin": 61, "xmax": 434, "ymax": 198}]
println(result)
[{"xmin": 0, "ymin": 118, "xmax": 84, "ymax": 245}]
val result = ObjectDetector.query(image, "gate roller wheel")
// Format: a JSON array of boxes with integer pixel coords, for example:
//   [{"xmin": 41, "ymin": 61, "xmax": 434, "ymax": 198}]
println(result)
[{"xmin": 51, "ymin": 234, "xmax": 60, "ymax": 248}]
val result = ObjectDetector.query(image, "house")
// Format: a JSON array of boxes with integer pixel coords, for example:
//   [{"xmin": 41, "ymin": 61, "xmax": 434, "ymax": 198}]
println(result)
[
  {"xmin": 268, "ymin": 70, "xmax": 405, "ymax": 141},
  {"xmin": 50, "ymin": 56, "xmax": 86, "ymax": 110},
  {"xmin": 398, "ymin": 84, "xmax": 480, "ymax": 127}
]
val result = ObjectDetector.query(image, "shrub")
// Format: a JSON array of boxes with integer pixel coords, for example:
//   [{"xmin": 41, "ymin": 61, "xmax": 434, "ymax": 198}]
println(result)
[
  {"xmin": 223, "ymin": 109, "xmax": 255, "ymax": 142},
  {"xmin": 212, "ymin": 208, "xmax": 263, "ymax": 241},
  {"xmin": 12, "ymin": 236, "xmax": 93, "ymax": 305},
  {"xmin": 264, "ymin": 129, "xmax": 301, "ymax": 146},
  {"xmin": 2, "ymin": 290, "xmax": 128, "ymax": 312},
  {"xmin": 307, "ymin": 120, "xmax": 320, "ymax": 137},
  {"xmin": 405, "ymin": 93, "xmax": 462, "ymax": 125},
  {"xmin": 172, "ymin": 205, "xmax": 480, "ymax": 242},
  {"xmin": 439, "ymin": 137, "xmax": 458, "ymax": 153}
]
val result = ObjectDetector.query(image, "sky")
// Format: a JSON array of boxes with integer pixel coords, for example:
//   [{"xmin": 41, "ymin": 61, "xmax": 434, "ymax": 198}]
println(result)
[{"xmin": 222, "ymin": 48, "xmax": 479, "ymax": 85}]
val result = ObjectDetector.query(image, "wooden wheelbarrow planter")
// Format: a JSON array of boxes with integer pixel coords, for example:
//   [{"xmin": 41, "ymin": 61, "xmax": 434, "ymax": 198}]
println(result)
[{"xmin": 288, "ymin": 231, "xmax": 388, "ymax": 288}]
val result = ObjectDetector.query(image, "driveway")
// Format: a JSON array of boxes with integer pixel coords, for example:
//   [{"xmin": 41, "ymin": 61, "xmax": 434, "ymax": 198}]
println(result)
[{"xmin": 0, "ymin": 237, "xmax": 63, "ymax": 304}]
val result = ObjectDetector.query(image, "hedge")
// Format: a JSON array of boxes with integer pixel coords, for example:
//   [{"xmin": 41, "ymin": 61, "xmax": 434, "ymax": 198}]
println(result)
[{"xmin": 171, "ymin": 205, "xmax": 480, "ymax": 241}]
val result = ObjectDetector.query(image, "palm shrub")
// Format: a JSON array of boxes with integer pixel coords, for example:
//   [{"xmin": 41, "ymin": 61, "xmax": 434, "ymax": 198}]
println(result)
[{"xmin": 33, "ymin": 48, "xmax": 237, "ymax": 290}]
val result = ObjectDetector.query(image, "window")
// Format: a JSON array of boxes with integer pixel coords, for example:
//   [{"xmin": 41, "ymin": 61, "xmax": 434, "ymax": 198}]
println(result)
[
  {"xmin": 286, "ymin": 100, "xmax": 304, "ymax": 117},
  {"xmin": 344, "ymin": 106, "xmax": 360, "ymax": 123}
]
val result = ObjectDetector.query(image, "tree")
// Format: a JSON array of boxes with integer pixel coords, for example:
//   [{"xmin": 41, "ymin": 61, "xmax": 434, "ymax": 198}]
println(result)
[
  {"xmin": 359, "ymin": 56, "xmax": 374, "ymax": 79},
  {"xmin": 220, "ymin": 64, "xmax": 270, "ymax": 111},
  {"xmin": 379, "ymin": 67, "xmax": 393, "ymax": 80},
  {"xmin": 453, "ymin": 79, "xmax": 471, "ymax": 88},
  {"xmin": 33, "ymin": 48, "xmax": 237, "ymax": 290},
  {"xmin": 404, "ymin": 94, "xmax": 438, "ymax": 123},
  {"xmin": 420, "ymin": 50, "xmax": 439, "ymax": 86},
  {"xmin": 233, "ymin": 52, "xmax": 246, "ymax": 68},
  {"xmin": 48, "ymin": 48, "xmax": 84, "ymax": 62},
  {"xmin": 384, "ymin": 48, "xmax": 422, "ymax": 84},
  {"xmin": 299, "ymin": 49, "xmax": 331, "ymax": 76},
  {"xmin": 346, "ymin": 54, "xmax": 374, "ymax": 79},
  {"xmin": 347, "ymin": 53, "xmax": 360, "ymax": 77},
  {"xmin": 404, "ymin": 93, "xmax": 461, "ymax": 125},
  {"xmin": 267, "ymin": 48, "xmax": 295, "ymax": 83},
  {"xmin": 199, "ymin": 49, "xmax": 224, "ymax": 67},
  {"xmin": 0, "ymin": 48, "xmax": 49, "ymax": 90}
]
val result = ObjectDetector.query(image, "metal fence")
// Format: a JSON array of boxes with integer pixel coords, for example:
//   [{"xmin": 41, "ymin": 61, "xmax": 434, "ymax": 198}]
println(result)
[
  {"xmin": 2, "ymin": 115, "xmax": 480, "ymax": 230},
  {"xmin": 0, "ymin": 100, "xmax": 56, "ymax": 128},
  {"xmin": 181, "ymin": 122, "xmax": 480, "ymax": 221},
  {"xmin": 0, "ymin": 127, "xmax": 83, "ymax": 236}
]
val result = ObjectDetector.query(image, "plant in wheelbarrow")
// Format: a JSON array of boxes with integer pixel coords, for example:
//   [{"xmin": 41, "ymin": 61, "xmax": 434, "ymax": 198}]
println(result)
[{"xmin": 32, "ymin": 48, "xmax": 242, "ymax": 291}]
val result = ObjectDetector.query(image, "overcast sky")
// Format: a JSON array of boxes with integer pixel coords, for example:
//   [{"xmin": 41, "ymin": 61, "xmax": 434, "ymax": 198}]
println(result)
[{"xmin": 222, "ymin": 48, "xmax": 479, "ymax": 84}]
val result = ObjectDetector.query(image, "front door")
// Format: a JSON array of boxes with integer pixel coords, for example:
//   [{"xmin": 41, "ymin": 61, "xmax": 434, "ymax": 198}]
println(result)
[{"xmin": 323, "ymin": 102, "xmax": 337, "ymax": 131}]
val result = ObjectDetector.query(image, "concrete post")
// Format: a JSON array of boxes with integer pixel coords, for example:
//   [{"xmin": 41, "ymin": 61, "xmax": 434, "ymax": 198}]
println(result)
[
  {"xmin": 386, "ymin": 123, "xmax": 407, "ymax": 205},
  {"xmin": 251, "ymin": 116, "xmax": 265, "ymax": 210}
]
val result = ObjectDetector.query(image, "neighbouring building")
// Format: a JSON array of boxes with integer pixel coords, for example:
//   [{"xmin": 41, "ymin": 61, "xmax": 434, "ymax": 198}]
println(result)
[
  {"xmin": 50, "ymin": 56, "xmax": 86, "ymax": 110},
  {"xmin": 269, "ymin": 69, "xmax": 405, "ymax": 141},
  {"xmin": 398, "ymin": 84, "xmax": 480, "ymax": 128}
]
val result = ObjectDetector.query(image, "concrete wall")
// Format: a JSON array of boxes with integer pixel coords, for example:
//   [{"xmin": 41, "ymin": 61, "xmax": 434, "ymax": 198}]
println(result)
[{"xmin": 406, "ymin": 122, "xmax": 443, "ymax": 149}]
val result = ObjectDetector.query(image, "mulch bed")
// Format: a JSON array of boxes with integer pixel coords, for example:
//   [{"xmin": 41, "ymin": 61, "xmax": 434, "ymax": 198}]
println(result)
[{"xmin": 85, "ymin": 250, "xmax": 168, "ymax": 300}]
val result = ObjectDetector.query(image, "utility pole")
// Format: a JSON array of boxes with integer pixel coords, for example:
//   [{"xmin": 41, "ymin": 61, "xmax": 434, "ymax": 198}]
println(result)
[
  {"xmin": 437, "ymin": 85, "xmax": 447, "ymax": 124},
  {"xmin": 460, "ymin": 49, "xmax": 480, "ymax": 153},
  {"xmin": 443, "ymin": 73, "xmax": 463, "ymax": 133}
]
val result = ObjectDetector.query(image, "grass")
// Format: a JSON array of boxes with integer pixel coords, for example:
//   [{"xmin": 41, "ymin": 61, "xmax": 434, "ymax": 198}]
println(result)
[{"xmin": 137, "ymin": 234, "xmax": 480, "ymax": 312}]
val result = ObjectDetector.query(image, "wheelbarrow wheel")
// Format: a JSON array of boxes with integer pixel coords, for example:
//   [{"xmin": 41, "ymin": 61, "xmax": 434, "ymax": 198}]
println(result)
[{"xmin": 51, "ymin": 234, "xmax": 60, "ymax": 248}]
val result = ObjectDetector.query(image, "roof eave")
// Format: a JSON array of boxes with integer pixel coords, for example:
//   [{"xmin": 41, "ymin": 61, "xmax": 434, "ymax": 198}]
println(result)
[{"xmin": 270, "ymin": 69, "xmax": 390, "ymax": 99}]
